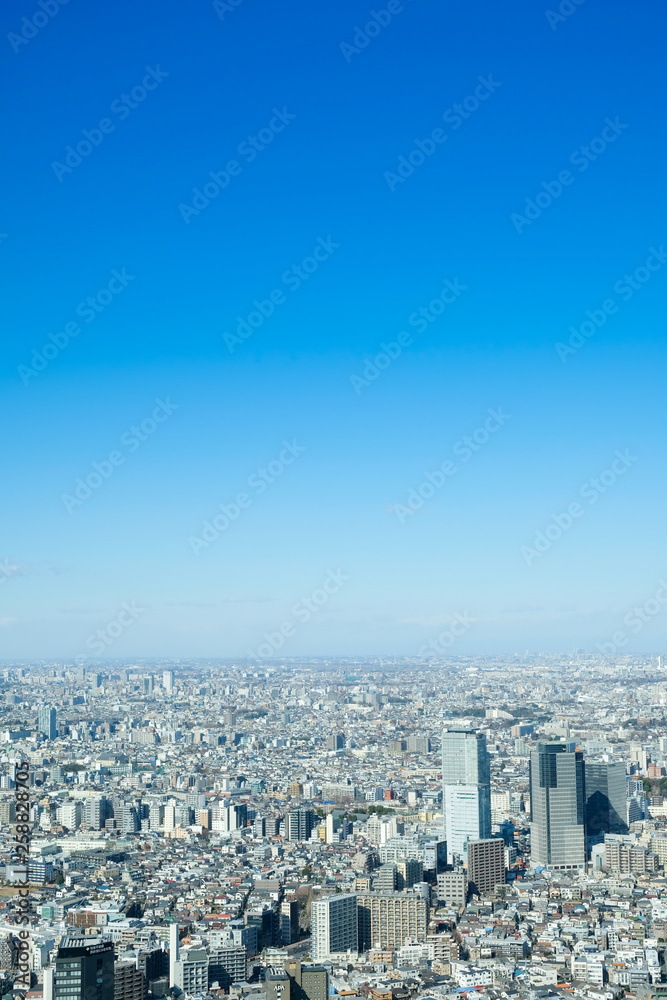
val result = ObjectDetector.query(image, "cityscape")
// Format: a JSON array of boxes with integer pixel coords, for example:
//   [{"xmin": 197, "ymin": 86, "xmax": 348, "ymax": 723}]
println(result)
[
  {"xmin": 3, "ymin": 657, "xmax": 667, "ymax": 1000},
  {"xmin": 4, "ymin": 3, "xmax": 666, "ymax": 1000}
]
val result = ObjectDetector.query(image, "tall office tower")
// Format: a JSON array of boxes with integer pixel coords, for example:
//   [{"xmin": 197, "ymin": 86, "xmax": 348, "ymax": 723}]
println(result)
[
  {"xmin": 39, "ymin": 707, "xmax": 57, "ymax": 741},
  {"xmin": 585, "ymin": 760, "xmax": 629, "ymax": 842},
  {"xmin": 142, "ymin": 675, "xmax": 154, "ymax": 696},
  {"xmin": 310, "ymin": 894, "xmax": 357, "ymax": 960},
  {"xmin": 163, "ymin": 670, "xmax": 174, "ymax": 694},
  {"xmin": 356, "ymin": 891, "xmax": 429, "ymax": 950},
  {"xmin": 442, "ymin": 730, "xmax": 491, "ymax": 863},
  {"xmin": 286, "ymin": 808, "xmax": 314, "ymax": 842},
  {"xmin": 466, "ymin": 838, "xmax": 506, "ymax": 895},
  {"xmin": 530, "ymin": 740, "xmax": 586, "ymax": 871},
  {"xmin": 53, "ymin": 936, "xmax": 114, "ymax": 1000},
  {"xmin": 113, "ymin": 963, "xmax": 146, "ymax": 1000}
]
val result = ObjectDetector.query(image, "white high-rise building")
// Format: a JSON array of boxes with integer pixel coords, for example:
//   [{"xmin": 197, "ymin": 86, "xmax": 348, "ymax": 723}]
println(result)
[
  {"xmin": 442, "ymin": 730, "xmax": 491, "ymax": 863},
  {"xmin": 311, "ymin": 893, "xmax": 357, "ymax": 961},
  {"xmin": 169, "ymin": 923, "xmax": 179, "ymax": 986},
  {"xmin": 163, "ymin": 670, "xmax": 174, "ymax": 694}
]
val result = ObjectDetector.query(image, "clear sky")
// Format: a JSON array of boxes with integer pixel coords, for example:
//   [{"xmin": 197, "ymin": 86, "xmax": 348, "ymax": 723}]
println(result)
[{"xmin": 2, "ymin": 0, "xmax": 666, "ymax": 660}]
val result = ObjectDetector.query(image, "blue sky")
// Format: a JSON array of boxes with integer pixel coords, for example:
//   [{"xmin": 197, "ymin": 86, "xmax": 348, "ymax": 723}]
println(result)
[{"xmin": 1, "ymin": 0, "xmax": 666, "ymax": 659}]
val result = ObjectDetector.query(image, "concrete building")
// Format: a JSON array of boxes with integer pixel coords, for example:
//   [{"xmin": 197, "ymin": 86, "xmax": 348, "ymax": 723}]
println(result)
[
  {"xmin": 356, "ymin": 891, "xmax": 429, "ymax": 951},
  {"xmin": 437, "ymin": 870, "xmax": 468, "ymax": 906},
  {"xmin": 114, "ymin": 963, "xmax": 146, "ymax": 1000},
  {"xmin": 208, "ymin": 946, "xmax": 247, "ymax": 989},
  {"xmin": 310, "ymin": 893, "xmax": 357, "ymax": 960},
  {"xmin": 466, "ymin": 837, "xmax": 506, "ymax": 895}
]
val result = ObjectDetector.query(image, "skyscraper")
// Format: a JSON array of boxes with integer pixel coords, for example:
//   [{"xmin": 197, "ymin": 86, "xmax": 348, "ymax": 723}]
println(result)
[
  {"xmin": 310, "ymin": 894, "xmax": 357, "ymax": 960},
  {"xmin": 585, "ymin": 760, "xmax": 628, "ymax": 843},
  {"xmin": 530, "ymin": 740, "xmax": 586, "ymax": 871},
  {"xmin": 163, "ymin": 670, "xmax": 174, "ymax": 694},
  {"xmin": 442, "ymin": 730, "xmax": 491, "ymax": 863},
  {"xmin": 39, "ymin": 706, "xmax": 57, "ymax": 741},
  {"xmin": 53, "ymin": 936, "xmax": 114, "ymax": 1000}
]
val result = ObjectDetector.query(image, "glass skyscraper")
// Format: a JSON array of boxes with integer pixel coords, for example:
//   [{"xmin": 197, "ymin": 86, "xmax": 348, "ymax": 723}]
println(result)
[
  {"xmin": 585, "ymin": 760, "xmax": 628, "ymax": 843},
  {"xmin": 442, "ymin": 730, "xmax": 491, "ymax": 863},
  {"xmin": 530, "ymin": 740, "xmax": 586, "ymax": 871}
]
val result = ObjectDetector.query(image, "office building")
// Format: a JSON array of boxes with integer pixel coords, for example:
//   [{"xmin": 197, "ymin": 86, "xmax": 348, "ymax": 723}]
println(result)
[
  {"xmin": 466, "ymin": 838, "xmax": 506, "ymax": 895},
  {"xmin": 356, "ymin": 891, "xmax": 429, "ymax": 950},
  {"xmin": 530, "ymin": 740, "xmax": 586, "ymax": 870},
  {"xmin": 310, "ymin": 893, "xmax": 357, "ymax": 960},
  {"xmin": 442, "ymin": 730, "xmax": 491, "ymax": 863},
  {"xmin": 585, "ymin": 760, "xmax": 628, "ymax": 842},
  {"xmin": 39, "ymin": 707, "xmax": 57, "ymax": 741},
  {"xmin": 163, "ymin": 670, "xmax": 174, "ymax": 694},
  {"xmin": 53, "ymin": 936, "xmax": 114, "ymax": 1000}
]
